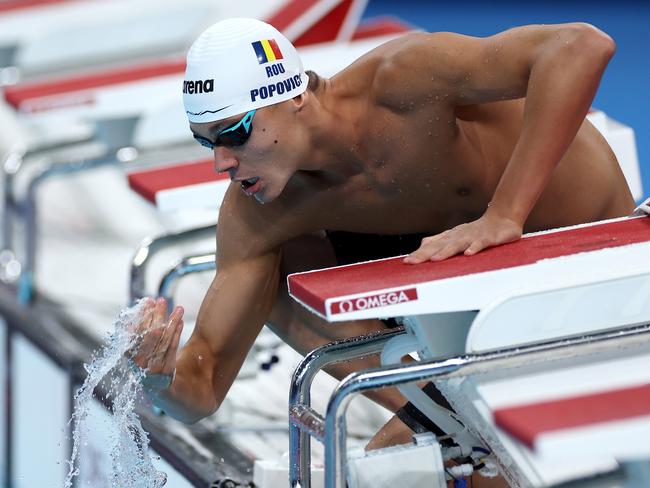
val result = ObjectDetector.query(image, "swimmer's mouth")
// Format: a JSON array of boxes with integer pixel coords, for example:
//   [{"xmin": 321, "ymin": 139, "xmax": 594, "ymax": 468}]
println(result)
[{"xmin": 240, "ymin": 177, "xmax": 260, "ymax": 190}]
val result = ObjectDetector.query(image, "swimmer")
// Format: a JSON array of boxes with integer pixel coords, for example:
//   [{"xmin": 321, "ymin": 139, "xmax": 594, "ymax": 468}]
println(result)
[{"xmin": 129, "ymin": 18, "xmax": 634, "ymax": 487}]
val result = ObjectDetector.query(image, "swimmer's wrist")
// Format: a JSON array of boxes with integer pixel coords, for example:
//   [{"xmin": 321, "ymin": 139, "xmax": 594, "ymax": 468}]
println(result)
[
  {"xmin": 128, "ymin": 359, "xmax": 176, "ymax": 395},
  {"xmin": 143, "ymin": 369, "xmax": 176, "ymax": 395},
  {"xmin": 484, "ymin": 199, "xmax": 526, "ymax": 227}
]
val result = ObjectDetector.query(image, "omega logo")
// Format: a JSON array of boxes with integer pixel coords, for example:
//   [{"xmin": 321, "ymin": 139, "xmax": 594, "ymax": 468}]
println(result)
[{"xmin": 332, "ymin": 288, "xmax": 418, "ymax": 314}]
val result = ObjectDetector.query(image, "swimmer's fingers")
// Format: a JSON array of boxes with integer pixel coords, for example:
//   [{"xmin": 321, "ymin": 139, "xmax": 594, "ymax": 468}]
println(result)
[
  {"xmin": 147, "ymin": 306, "xmax": 184, "ymax": 375},
  {"xmin": 128, "ymin": 297, "xmax": 155, "ymax": 336},
  {"xmin": 130, "ymin": 298, "xmax": 173, "ymax": 368},
  {"xmin": 153, "ymin": 297, "xmax": 168, "ymax": 329},
  {"xmin": 125, "ymin": 298, "xmax": 156, "ymax": 359},
  {"xmin": 404, "ymin": 240, "xmax": 470, "ymax": 264},
  {"xmin": 161, "ymin": 315, "xmax": 184, "ymax": 374},
  {"xmin": 404, "ymin": 213, "xmax": 523, "ymax": 264},
  {"xmin": 404, "ymin": 228, "xmax": 470, "ymax": 263},
  {"xmin": 402, "ymin": 232, "xmax": 450, "ymax": 264}
]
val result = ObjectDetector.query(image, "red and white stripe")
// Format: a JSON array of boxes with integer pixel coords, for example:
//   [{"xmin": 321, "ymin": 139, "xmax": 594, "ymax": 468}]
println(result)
[
  {"xmin": 288, "ymin": 215, "xmax": 650, "ymax": 321},
  {"xmin": 484, "ymin": 353, "xmax": 650, "ymax": 460},
  {"xmin": 267, "ymin": 0, "xmax": 368, "ymax": 45},
  {"xmin": 0, "ymin": 0, "xmax": 77, "ymax": 14},
  {"xmin": 127, "ymin": 159, "xmax": 229, "ymax": 213}
]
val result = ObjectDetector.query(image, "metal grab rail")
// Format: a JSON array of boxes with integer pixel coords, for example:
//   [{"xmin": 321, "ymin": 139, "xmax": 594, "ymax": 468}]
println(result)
[
  {"xmin": 1, "ymin": 139, "xmax": 97, "ymax": 284},
  {"xmin": 288, "ymin": 327, "xmax": 406, "ymax": 488},
  {"xmin": 16, "ymin": 149, "xmax": 135, "ymax": 304},
  {"xmin": 319, "ymin": 322, "xmax": 650, "ymax": 488},
  {"xmin": 2, "ymin": 138, "xmax": 100, "ymax": 236},
  {"xmin": 129, "ymin": 225, "xmax": 215, "ymax": 304},
  {"xmin": 157, "ymin": 252, "xmax": 216, "ymax": 310}
]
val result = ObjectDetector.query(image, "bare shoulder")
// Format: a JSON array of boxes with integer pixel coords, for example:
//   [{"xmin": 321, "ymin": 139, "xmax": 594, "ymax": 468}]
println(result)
[
  {"xmin": 335, "ymin": 31, "xmax": 474, "ymax": 105},
  {"xmin": 368, "ymin": 31, "xmax": 480, "ymax": 110},
  {"xmin": 369, "ymin": 23, "xmax": 614, "ymax": 110},
  {"xmin": 331, "ymin": 33, "xmax": 435, "ymax": 106}
]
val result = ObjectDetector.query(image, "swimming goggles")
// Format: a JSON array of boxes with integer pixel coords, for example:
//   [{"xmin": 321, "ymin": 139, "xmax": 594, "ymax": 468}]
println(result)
[{"xmin": 193, "ymin": 109, "xmax": 256, "ymax": 149}]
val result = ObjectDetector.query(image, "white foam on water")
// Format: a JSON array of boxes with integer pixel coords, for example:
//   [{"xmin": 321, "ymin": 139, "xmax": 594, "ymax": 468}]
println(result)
[{"xmin": 64, "ymin": 300, "xmax": 167, "ymax": 488}]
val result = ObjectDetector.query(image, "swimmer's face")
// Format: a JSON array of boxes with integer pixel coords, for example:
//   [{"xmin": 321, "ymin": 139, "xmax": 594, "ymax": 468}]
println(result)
[{"xmin": 190, "ymin": 98, "xmax": 308, "ymax": 204}]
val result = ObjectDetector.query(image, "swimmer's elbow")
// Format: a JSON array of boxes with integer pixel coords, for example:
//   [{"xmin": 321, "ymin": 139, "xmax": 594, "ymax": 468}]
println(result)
[
  {"xmin": 174, "ymin": 401, "xmax": 222, "ymax": 425},
  {"xmin": 177, "ymin": 413, "xmax": 203, "ymax": 425},
  {"xmin": 178, "ymin": 413, "xmax": 208, "ymax": 425},
  {"xmin": 157, "ymin": 381, "xmax": 223, "ymax": 425},
  {"xmin": 565, "ymin": 23, "xmax": 616, "ymax": 62}
]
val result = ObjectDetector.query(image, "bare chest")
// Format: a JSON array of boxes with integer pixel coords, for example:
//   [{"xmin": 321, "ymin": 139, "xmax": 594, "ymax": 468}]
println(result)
[{"xmin": 316, "ymin": 108, "xmax": 496, "ymax": 234}]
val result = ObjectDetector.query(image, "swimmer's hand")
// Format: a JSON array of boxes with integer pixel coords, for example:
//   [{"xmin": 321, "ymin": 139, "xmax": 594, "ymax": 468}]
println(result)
[
  {"xmin": 126, "ymin": 297, "xmax": 184, "ymax": 396},
  {"xmin": 403, "ymin": 210, "xmax": 522, "ymax": 263}
]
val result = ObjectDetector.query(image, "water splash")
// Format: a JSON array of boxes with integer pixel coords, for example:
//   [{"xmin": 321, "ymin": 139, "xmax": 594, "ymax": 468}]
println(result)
[{"xmin": 64, "ymin": 300, "xmax": 167, "ymax": 488}]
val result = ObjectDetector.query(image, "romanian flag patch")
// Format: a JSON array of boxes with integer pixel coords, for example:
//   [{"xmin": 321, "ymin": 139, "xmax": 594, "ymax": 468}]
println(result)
[{"xmin": 252, "ymin": 39, "xmax": 284, "ymax": 64}]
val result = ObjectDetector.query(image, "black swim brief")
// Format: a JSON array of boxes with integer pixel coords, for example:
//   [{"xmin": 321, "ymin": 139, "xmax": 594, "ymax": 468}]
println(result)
[
  {"xmin": 324, "ymin": 230, "xmax": 456, "ymax": 436},
  {"xmin": 325, "ymin": 230, "xmax": 428, "ymax": 266}
]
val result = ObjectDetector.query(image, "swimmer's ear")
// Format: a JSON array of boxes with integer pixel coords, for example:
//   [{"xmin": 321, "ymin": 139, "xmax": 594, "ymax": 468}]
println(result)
[{"xmin": 291, "ymin": 91, "xmax": 308, "ymax": 111}]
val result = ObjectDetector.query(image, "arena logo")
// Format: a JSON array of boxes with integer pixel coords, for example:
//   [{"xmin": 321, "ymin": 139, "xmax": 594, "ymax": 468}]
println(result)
[
  {"xmin": 183, "ymin": 79, "xmax": 214, "ymax": 94},
  {"xmin": 331, "ymin": 288, "xmax": 418, "ymax": 315}
]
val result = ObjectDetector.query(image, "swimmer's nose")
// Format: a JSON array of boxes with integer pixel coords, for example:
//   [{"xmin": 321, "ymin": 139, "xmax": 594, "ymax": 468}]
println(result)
[{"xmin": 213, "ymin": 146, "xmax": 238, "ymax": 174}]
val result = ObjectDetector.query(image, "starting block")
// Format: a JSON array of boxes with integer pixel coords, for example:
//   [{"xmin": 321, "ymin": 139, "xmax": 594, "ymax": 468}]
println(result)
[{"xmin": 287, "ymin": 205, "xmax": 650, "ymax": 488}]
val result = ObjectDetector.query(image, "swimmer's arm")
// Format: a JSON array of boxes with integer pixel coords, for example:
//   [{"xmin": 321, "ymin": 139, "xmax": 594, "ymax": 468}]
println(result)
[
  {"xmin": 153, "ymin": 250, "xmax": 281, "ymax": 423},
  {"xmin": 400, "ymin": 24, "xmax": 615, "ymax": 262},
  {"xmin": 449, "ymin": 24, "xmax": 615, "ymax": 225}
]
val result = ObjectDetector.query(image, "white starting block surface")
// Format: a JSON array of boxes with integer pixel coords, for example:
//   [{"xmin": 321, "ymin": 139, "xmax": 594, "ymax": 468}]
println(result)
[
  {"xmin": 289, "ymin": 209, "xmax": 650, "ymax": 485},
  {"xmin": 440, "ymin": 347, "xmax": 650, "ymax": 486},
  {"xmin": 587, "ymin": 110, "xmax": 643, "ymax": 201},
  {"xmin": 288, "ymin": 214, "xmax": 650, "ymax": 322},
  {"xmin": 488, "ymin": 354, "xmax": 650, "ymax": 461},
  {"xmin": 127, "ymin": 159, "xmax": 230, "ymax": 212}
]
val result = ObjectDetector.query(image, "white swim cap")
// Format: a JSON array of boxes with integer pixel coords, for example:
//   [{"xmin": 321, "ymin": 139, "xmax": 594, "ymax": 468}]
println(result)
[{"xmin": 183, "ymin": 18, "xmax": 307, "ymax": 124}]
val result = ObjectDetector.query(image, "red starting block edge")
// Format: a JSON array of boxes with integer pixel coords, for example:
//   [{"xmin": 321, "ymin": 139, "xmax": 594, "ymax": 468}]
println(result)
[
  {"xmin": 288, "ymin": 214, "xmax": 650, "ymax": 321},
  {"xmin": 0, "ymin": 0, "xmax": 72, "ymax": 14},
  {"xmin": 127, "ymin": 159, "xmax": 230, "ymax": 211},
  {"xmin": 494, "ymin": 383, "xmax": 650, "ymax": 451}
]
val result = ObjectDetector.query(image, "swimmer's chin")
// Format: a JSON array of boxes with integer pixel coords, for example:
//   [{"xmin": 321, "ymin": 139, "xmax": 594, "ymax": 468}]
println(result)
[
  {"xmin": 250, "ymin": 182, "xmax": 287, "ymax": 205},
  {"xmin": 254, "ymin": 190, "xmax": 280, "ymax": 205},
  {"xmin": 247, "ymin": 185, "xmax": 273, "ymax": 205}
]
